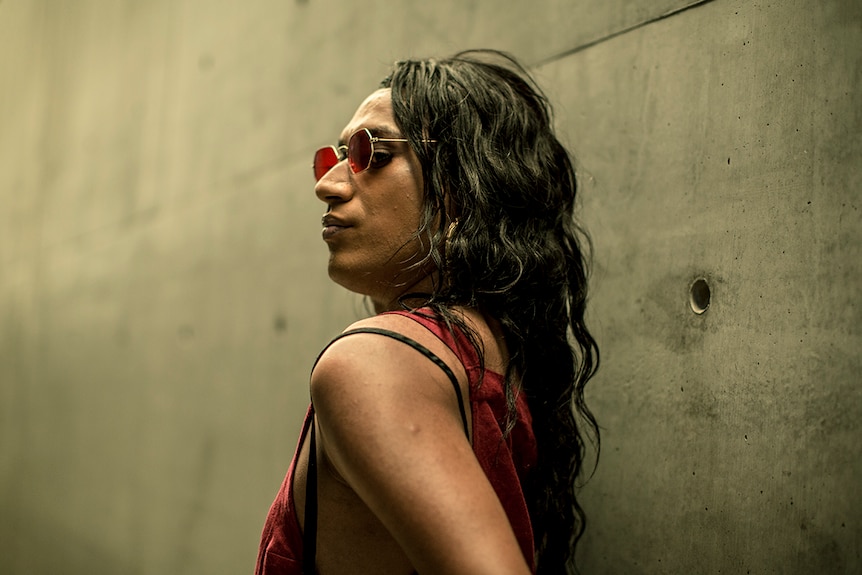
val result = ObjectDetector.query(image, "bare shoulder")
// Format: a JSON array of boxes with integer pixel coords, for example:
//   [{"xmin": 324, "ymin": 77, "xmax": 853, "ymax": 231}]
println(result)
[
  {"xmin": 311, "ymin": 311, "xmax": 468, "ymax": 402},
  {"xmin": 309, "ymin": 310, "xmax": 476, "ymax": 471},
  {"xmin": 308, "ymin": 310, "xmax": 529, "ymax": 574},
  {"xmin": 343, "ymin": 311, "xmax": 453, "ymax": 352},
  {"xmin": 309, "ymin": 311, "xmax": 475, "ymax": 494}
]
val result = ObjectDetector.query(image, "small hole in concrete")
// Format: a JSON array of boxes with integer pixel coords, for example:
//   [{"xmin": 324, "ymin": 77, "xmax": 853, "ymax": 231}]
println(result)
[{"xmin": 689, "ymin": 278, "xmax": 710, "ymax": 314}]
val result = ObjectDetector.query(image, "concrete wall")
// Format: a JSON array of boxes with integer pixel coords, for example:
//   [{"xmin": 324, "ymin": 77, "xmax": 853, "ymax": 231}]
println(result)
[
  {"xmin": 0, "ymin": 0, "xmax": 858, "ymax": 573},
  {"xmin": 543, "ymin": 1, "xmax": 862, "ymax": 572}
]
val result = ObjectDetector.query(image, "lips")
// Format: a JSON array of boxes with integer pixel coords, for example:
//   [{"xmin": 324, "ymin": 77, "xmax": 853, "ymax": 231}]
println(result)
[{"xmin": 321, "ymin": 214, "xmax": 351, "ymax": 240}]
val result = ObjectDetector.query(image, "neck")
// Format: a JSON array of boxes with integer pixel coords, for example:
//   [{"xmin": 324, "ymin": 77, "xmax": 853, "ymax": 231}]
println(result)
[{"xmin": 371, "ymin": 272, "xmax": 437, "ymax": 314}]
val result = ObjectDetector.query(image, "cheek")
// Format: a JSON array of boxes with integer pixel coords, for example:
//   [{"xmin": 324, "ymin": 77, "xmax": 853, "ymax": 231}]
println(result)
[{"xmin": 379, "ymin": 175, "xmax": 425, "ymax": 228}]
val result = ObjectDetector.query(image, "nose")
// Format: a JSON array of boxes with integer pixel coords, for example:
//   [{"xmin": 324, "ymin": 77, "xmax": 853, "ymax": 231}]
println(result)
[{"xmin": 314, "ymin": 161, "xmax": 353, "ymax": 204}]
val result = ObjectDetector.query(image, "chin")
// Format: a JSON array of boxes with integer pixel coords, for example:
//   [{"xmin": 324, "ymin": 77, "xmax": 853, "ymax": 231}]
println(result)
[{"xmin": 327, "ymin": 253, "xmax": 435, "ymax": 304}]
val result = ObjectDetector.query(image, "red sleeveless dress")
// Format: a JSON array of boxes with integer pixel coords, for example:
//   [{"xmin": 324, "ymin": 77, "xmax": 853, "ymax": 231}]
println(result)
[{"xmin": 254, "ymin": 310, "xmax": 537, "ymax": 573}]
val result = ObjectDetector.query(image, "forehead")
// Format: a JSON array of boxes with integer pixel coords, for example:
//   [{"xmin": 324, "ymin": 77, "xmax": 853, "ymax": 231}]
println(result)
[{"xmin": 339, "ymin": 88, "xmax": 400, "ymax": 142}]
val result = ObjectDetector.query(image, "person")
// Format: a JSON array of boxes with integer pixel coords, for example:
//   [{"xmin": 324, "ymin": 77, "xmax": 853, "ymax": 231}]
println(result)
[{"xmin": 255, "ymin": 49, "xmax": 599, "ymax": 575}]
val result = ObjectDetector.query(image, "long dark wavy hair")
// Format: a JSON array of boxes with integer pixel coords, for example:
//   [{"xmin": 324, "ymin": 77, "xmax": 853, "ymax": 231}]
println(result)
[{"xmin": 379, "ymin": 50, "xmax": 599, "ymax": 574}]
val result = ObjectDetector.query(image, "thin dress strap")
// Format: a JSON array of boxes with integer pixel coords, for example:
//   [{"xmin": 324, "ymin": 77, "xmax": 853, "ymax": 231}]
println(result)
[{"xmin": 302, "ymin": 327, "xmax": 470, "ymax": 575}]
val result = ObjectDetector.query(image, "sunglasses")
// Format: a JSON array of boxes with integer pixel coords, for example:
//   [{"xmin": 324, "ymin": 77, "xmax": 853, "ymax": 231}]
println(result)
[{"xmin": 313, "ymin": 128, "xmax": 433, "ymax": 181}]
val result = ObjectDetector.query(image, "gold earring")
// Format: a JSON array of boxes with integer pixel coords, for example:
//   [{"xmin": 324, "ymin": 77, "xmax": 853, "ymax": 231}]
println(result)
[{"xmin": 445, "ymin": 219, "xmax": 459, "ymax": 241}]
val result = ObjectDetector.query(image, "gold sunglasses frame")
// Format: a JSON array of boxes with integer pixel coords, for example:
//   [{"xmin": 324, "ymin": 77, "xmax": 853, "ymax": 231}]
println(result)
[{"xmin": 313, "ymin": 127, "xmax": 435, "ymax": 180}]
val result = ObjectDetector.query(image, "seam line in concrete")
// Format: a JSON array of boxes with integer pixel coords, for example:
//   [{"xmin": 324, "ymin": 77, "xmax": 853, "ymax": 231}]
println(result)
[{"xmin": 531, "ymin": 0, "xmax": 717, "ymax": 68}]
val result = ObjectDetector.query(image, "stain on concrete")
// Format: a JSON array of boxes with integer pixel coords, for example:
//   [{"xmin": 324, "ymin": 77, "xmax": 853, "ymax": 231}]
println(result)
[{"xmin": 638, "ymin": 270, "xmax": 722, "ymax": 355}]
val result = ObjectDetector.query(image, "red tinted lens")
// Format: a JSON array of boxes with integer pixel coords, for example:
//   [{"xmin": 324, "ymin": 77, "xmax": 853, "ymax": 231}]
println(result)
[
  {"xmin": 347, "ymin": 129, "xmax": 373, "ymax": 174},
  {"xmin": 313, "ymin": 146, "xmax": 339, "ymax": 181}
]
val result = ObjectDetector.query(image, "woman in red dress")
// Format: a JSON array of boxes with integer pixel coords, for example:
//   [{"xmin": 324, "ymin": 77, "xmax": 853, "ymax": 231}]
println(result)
[{"xmin": 256, "ymin": 50, "xmax": 599, "ymax": 575}]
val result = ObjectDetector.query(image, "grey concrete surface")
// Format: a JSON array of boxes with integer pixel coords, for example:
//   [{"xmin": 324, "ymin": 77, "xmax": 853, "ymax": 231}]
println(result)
[
  {"xmin": 540, "ymin": 1, "xmax": 862, "ymax": 572},
  {"xmin": 0, "ymin": 0, "xmax": 859, "ymax": 573}
]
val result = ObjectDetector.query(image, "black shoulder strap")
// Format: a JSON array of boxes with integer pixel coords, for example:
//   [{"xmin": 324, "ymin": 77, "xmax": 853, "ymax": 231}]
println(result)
[
  {"xmin": 302, "ymin": 327, "xmax": 471, "ymax": 574},
  {"xmin": 302, "ymin": 418, "xmax": 318, "ymax": 575},
  {"xmin": 317, "ymin": 327, "xmax": 470, "ymax": 435}
]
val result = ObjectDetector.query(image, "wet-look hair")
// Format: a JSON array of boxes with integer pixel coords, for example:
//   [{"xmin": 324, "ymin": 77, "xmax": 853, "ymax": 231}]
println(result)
[{"xmin": 381, "ymin": 50, "xmax": 600, "ymax": 574}]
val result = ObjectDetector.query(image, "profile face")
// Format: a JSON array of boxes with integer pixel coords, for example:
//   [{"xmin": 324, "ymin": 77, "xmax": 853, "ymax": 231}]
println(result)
[{"xmin": 314, "ymin": 88, "xmax": 432, "ymax": 311}]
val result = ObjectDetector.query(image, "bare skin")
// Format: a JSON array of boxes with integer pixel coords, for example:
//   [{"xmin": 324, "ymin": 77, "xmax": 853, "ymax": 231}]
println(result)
[
  {"xmin": 295, "ymin": 90, "xmax": 532, "ymax": 574},
  {"xmin": 314, "ymin": 89, "xmax": 434, "ymax": 314}
]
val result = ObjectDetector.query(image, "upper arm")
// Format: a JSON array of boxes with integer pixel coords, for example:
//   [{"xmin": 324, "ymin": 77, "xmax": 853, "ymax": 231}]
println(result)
[{"xmin": 310, "ymin": 321, "xmax": 531, "ymax": 575}]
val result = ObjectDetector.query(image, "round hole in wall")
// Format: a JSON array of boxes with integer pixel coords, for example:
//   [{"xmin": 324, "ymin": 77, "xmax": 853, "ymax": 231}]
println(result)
[{"xmin": 689, "ymin": 278, "xmax": 711, "ymax": 315}]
